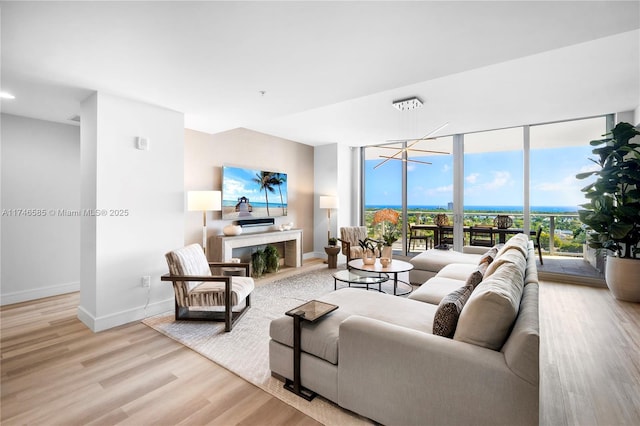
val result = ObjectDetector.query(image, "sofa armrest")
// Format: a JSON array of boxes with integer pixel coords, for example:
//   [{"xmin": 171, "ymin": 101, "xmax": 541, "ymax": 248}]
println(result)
[{"xmin": 337, "ymin": 315, "xmax": 538, "ymax": 426}]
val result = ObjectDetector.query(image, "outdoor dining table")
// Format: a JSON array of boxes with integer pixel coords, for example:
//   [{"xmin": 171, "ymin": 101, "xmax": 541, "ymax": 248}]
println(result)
[{"xmin": 410, "ymin": 224, "xmax": 536, "ymax": 246}]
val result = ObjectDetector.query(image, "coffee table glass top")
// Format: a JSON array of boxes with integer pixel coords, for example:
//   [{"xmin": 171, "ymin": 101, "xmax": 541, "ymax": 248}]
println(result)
[{"xmin": 333, "ymin": 269, "xmax": 389, "ymax": 285}]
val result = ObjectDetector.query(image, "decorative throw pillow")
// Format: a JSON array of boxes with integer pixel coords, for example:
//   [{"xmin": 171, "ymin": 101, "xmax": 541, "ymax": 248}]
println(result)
[
  {"xmin": 465, "ymin": 262, "xmax": 489, "ymax": 289},
  {"xmin": 432, "ymin": 285, "xmax": 473, "ymax": 338},
  {"xmin": 478, "ymin": 245, "xmax": 502, "ymax": 265}
]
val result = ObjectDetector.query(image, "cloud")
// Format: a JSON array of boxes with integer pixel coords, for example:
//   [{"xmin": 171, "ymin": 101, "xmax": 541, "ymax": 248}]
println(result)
[
  {"xmin": 484, "ymin": 171, "xmax": 511, "ymax": 190},
  {"xmin": 466, "ymin": 173, "xmax": 480, "ymax": 184}
]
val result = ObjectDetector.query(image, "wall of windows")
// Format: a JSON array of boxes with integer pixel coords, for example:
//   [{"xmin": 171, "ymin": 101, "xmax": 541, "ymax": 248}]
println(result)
[{"xmin": 362, "ymin": 115, "xmax": 610, "ymax": 261}]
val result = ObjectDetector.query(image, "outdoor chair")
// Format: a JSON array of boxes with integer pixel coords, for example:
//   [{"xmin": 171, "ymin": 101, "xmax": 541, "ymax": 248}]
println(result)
[
  {"xmin": 162, "ymin": 243, "xmax": 254, "ymax": 331},
  {"xmin": 534, "ymin": 226, "xmax": 544, "ymax": 265},
  {"xmin": 408, "ymin": 224, "xmax": 433, "ymax": 251},
  {"xmin": 469, "ymin": 226, "xmax": 494, "ymax": 247}
]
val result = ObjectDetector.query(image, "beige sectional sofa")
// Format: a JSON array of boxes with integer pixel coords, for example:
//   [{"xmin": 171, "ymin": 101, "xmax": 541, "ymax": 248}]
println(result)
[{"xmin": 269, "ymin": 234, "xmax": 539, "ymax": 425}]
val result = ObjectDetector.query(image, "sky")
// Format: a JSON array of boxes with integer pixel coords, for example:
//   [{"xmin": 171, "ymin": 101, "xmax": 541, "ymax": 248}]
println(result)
[{"xmin": 365, "ymin": 145, "xmax": 596, "ymax": 211}]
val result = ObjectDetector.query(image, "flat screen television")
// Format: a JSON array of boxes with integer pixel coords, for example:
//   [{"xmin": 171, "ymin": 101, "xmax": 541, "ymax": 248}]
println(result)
[{"xmin": 222, "ymin": 165, "xmax": 288, "ymax": 220}]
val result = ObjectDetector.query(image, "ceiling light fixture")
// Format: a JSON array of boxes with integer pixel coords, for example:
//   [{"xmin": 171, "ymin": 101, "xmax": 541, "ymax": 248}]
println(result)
[
  {"xmin": 374, "ymin": 121, "xmax": 450, "ymax": 170},
  {"xmin": 0, "ymin": 92, "xmax": 16, "ymax": 99},
  {"xmin": 392, "ymin": 97, "xmax": 422, "ymax": 111}
]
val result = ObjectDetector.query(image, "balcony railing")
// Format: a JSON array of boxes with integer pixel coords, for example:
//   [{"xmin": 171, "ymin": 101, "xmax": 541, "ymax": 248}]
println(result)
[{"xmin": 364, "ymin": 209, "xmax": 586, "ymax": 257}]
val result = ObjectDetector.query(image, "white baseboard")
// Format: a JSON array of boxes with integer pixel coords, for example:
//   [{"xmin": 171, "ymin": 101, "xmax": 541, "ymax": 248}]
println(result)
[
  {"xmin": 0, "ymin": 281, "xmax": 80, "ymax": 306},
  {"xmin": 77, "ymin": 298, "xmax": 174, "ymax": 332}
]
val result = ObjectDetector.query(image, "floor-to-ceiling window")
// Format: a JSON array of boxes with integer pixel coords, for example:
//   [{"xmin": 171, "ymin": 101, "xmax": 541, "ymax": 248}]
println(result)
[
  {"xmin": 361, "ymin": 114, "xmax": 611, "ymax": 279},
  {"xmin": 363, "ymin": 144, "xmax": 403, "ymax": 248},
  {"xmin": 529, "ymin": 116, "xmax": 607, "ymax": 265},
  {"xmin": 463, "ymin": 127, "xmax": 524, "ymax": 245}
]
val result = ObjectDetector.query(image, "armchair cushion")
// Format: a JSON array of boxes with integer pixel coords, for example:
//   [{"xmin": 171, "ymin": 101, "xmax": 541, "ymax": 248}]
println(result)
[
  {"xmin": 166, "ymin": 243, "xmax": 212, "ymax": 291},
  {"xmin": 189, "ymin": 276, "xmax": 254, "ymax": 306}
]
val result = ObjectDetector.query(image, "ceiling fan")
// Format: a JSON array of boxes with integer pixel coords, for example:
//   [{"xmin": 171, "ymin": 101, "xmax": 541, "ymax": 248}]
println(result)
[{"xmin": 373, "ymin": 121, "xmax": 450, "ymax": 169}]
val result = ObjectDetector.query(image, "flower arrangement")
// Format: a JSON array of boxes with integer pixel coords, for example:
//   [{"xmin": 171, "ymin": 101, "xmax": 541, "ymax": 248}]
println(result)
[{"xmin": 373, "ymin": 208, "xmax": 400, "ymax": 246}]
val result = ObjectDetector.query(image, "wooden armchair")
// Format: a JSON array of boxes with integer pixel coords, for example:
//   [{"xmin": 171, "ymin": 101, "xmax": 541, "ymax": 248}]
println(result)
[
  {"xmin": 339, "ymin": 226, "xmax": 368, "ymax": 262},
  {"xmin": 162, "ymin": 244, "xmax": 254, "ymax": 332}
]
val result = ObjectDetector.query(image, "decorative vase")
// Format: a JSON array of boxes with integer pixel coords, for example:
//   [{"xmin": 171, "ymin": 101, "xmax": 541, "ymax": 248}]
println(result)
[
  {"xmin": 381, "ymin": 245, "xmax": 393, "ymax": 260},
  {"xmin": 362, "ymin": 250, "xmax": 376, "ymax": 265},
  {"xmin": 605, "ymin": 256, "xmax": 640, "ymax": 302},
  {"xmin": 223, "ymin": 224, "xmax": 242, "ymax": 236}
]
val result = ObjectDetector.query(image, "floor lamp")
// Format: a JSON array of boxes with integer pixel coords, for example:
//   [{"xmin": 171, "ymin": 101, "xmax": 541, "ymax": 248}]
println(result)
[
  {"xmin": 188, "ymin": 190, "xmax": 222, "ymax": 254},
  {"xmin": 319, "ymin": 195, "xmax": 339, "ymax": 244}
]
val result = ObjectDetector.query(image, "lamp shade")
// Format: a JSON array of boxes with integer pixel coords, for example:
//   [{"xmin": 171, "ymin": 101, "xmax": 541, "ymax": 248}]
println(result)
[
  {"xmin": 319, "ymin": 195, "xmax": 339, "ymax": 209},
  {"xmin": 188, "ymin": 190, "xmax": 222, "ymax": 211}
]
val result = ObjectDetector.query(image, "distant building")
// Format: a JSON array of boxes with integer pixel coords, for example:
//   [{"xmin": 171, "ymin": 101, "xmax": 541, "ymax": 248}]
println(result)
[{"xmin": 447, "ymin": 202, "xmax": 454, "ymax": 211}]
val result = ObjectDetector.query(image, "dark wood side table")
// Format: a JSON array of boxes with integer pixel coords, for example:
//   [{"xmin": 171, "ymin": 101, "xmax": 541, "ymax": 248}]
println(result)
[
  {"xmin": 324, "ymin": 245, "xmax": 341, "ymax": 268},
  {"xmin": 284, "ymin": 300, "xmax": 338, "ymax": 400}
]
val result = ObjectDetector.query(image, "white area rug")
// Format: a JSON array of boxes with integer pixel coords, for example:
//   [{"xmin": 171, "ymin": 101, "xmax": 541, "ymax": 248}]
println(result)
[{"xmin": 143, "ymin": 266, "xmax": 373, "ymax": 425}]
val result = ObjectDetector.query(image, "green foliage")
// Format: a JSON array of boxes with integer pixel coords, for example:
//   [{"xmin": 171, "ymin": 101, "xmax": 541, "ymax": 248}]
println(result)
[
  {"xmin": 576, "ymin": 122, "xmax": 640, "ymax": 258},
  {"xmin": 328, "ymin": 237, "xmax": 338, "ymax": 246},
  {"xmin": 251, "ymin": 249, "xmax": 266, "ymax": 277},
  {"xmin": 264, "ymin": 244, "xmax": 280, "ymax": 273}
]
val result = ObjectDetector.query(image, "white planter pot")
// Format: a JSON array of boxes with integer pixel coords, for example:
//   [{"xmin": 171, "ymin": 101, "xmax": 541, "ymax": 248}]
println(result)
[{"xmin": 605, "ymin": 255, "xmax": 640, "ymax": 302}]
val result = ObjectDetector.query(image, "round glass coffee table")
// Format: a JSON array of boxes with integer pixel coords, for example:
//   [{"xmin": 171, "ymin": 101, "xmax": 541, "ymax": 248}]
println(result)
[
  {"xmin": 333, "ymin": 269, "xmax": 389, "ymax": 293},
  {"xmin": 347, "ymin": 258, "xmax": 414, "ymax": 296}
]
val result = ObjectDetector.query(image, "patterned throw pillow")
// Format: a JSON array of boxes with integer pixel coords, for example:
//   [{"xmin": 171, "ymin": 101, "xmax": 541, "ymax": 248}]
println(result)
[
  {"xmin": 478, "ymin": 245, "xmax": 502, "ymax": 265},
  {"xmin": 433, "ymin": 286, "xmax": 473, "ymax": 338},
  {"xmin": 465, "ymin": 262, "xmax": 488, "ymax": 289}
]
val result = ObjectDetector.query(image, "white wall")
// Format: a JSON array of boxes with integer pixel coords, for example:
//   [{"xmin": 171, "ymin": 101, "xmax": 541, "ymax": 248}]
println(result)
[
  {"xmin": 184, "ymin": 128, "xmax": 315, "ymax": 259},
  {"xmin": 313, "ymin": 143, "xmax": 357, "ymax": 258},
  {"xmin": 1, "ymin": 114, "xmax": 81, "ymax": 304},
  {"xmin": 77, "ymin": 93, "xmax": 184, "ymax": 332}
]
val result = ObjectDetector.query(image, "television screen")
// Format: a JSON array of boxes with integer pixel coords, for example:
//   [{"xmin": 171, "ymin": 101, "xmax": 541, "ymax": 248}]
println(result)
[{"xmin": 222, "ymin": 165, "xmax": 288, "ymax": 220}]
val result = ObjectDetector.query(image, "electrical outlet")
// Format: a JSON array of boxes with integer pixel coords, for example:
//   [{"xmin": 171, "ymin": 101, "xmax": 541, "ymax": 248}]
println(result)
[{"xmin": 141, "ymin": 276, "xmax": 151, "ymax": 288}]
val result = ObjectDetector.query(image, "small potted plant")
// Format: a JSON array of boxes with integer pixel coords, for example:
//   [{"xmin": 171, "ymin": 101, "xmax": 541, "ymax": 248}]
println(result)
[
  {"xmin": 328, "ymin": 237, "xmax": 338, "ymax": 246},
  {"xmin": 576, "ymin": 122, "xmax": 640, "ymax": 301}
]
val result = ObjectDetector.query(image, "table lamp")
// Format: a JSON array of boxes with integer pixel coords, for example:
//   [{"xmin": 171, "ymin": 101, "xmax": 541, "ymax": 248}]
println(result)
[{"xmin": 188, "ymin": 190, "xmax": 222, "ymax": 253}]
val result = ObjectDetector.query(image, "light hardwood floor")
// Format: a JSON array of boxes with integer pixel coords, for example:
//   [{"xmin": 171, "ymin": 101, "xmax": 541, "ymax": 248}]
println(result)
[{"xmin": 2, "ymin": 269, "xmax": 639, "ymax": 425}]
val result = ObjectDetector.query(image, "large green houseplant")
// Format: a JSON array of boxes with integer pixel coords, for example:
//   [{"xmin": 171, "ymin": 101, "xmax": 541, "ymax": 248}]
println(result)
[{"xmin": 576, "ymin": 121, "xmax": 640, "ymax": 301}]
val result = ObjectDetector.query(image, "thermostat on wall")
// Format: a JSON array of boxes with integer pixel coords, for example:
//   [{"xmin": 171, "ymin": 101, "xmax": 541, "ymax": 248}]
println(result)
[{"xmin": 136, "ymin": 137, "xmax": 150, "ymax": 151}]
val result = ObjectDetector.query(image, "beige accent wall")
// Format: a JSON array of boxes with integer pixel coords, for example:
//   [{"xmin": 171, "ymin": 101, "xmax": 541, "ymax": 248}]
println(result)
[{"xmin": 185, "ymin": 127, "xmax": 315, "ymax": 257}]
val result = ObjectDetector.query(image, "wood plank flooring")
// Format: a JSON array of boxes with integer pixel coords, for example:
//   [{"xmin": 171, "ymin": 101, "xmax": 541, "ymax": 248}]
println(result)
[
  {"xmin": 2, "ymin": 264, "xmax": 639, "ymax": 425},
  {"xmin": 0, "ymin": 292, "xmax": 320, "ymax": 425}
]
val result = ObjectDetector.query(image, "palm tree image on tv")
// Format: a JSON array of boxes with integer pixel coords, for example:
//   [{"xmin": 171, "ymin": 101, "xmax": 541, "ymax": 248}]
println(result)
[
  {"xmin": 273, "ymin": 172, "xmax": 287, "ymax": 216},
  {"xmin": 222, "ymin": 165, "xmax": 288, "ymax": 220},
  {"xmin": 253, "ymin": 171, "xmax": 277, "ymax": 216}
]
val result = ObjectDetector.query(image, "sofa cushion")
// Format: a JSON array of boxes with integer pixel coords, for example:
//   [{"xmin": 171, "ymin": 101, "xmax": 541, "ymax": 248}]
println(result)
[
  {"xmin": 270, "ymin": 288, "xmax": 438, "ymax": 364},
  {"xmin": 432, "ymin": 285, "xmax": 473, "ymax": 338},
  {"xmin": 409, "ymin": 249, "xmax": 481, "ymax": 274},
  {"xmin": 485, "ymin": 243, "xmax": 527, "ymax": 278},
  {"xmin": 454, "ymin": 261, "xmax": 525, "ymax": 350},
  {"xmin": 409, "ymin": 276, "xmax": 466, "ymax": 305},
  {"xmin": 437, "ymin": 263, "xmax": 479, "ymax": 281}
]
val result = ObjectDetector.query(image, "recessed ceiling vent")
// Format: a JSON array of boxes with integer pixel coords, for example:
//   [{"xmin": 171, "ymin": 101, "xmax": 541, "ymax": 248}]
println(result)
[{"xmin": 69, "ymin": 115, "xmax": 81, "ymax": 123}]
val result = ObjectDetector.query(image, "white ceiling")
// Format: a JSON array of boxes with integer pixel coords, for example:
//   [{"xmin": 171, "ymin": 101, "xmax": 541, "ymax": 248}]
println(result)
[{"xmin": 1, "ymin": 1, "xmax": 639, "ymax": 147}]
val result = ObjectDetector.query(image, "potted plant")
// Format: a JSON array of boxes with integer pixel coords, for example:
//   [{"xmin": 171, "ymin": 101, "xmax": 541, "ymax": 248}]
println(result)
[
  {"xmin": 328, "ymin": 237, "xmax": 338, "ymax": 247},
  {"xmin": 358, "ymin": 238, "xmax": 381, "ymax": 264},
  {"xmin": 251, "ymin": 248, "xmax": 266, "ymax": 278},
  {"xmin": 264, "ymin": 244, "xmax": 280, "ymax": 273},
  {"xmin": 576, "ymin": 121, "xmax": 640, "ymax": 301},
  {"xmin": 373, "ymin": 208, "xmax": 400, "ymax": 259}
]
